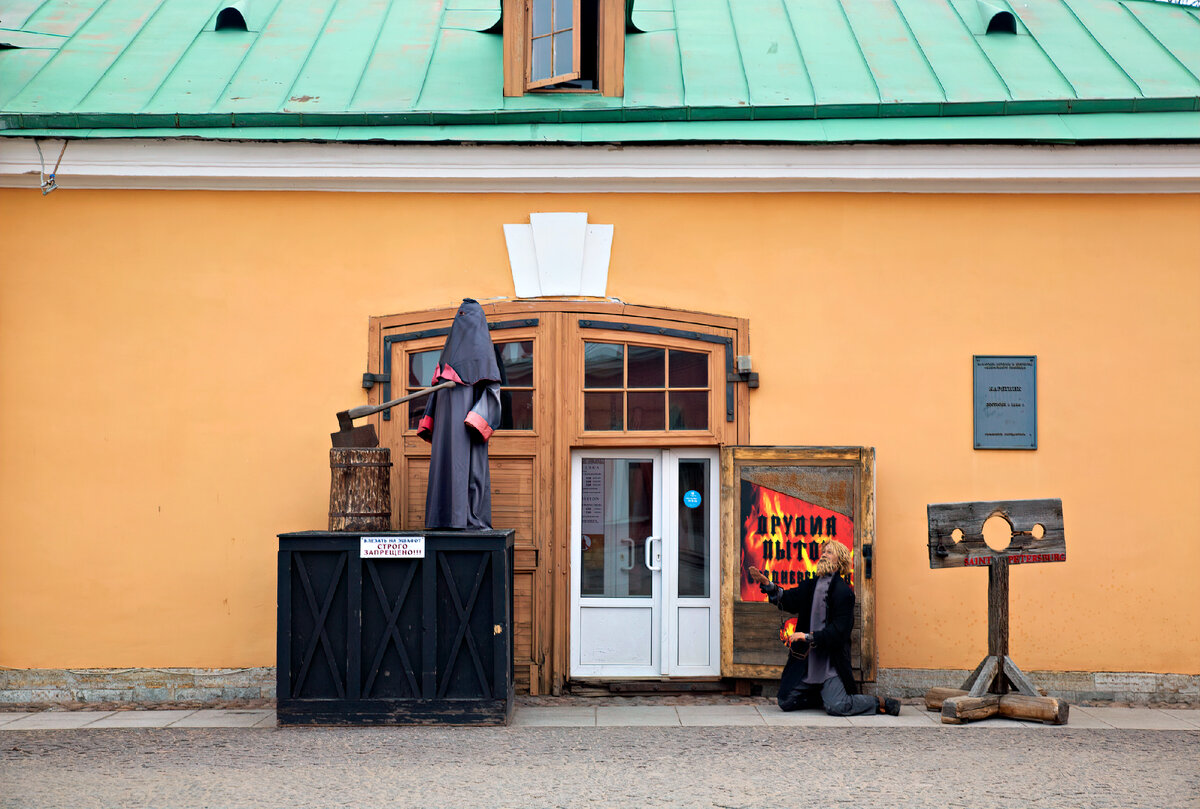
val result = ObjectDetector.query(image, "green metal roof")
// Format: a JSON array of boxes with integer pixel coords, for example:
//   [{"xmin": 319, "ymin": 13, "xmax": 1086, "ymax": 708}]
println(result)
[{"xmin": 1, "ymin": 0, "xmax": 1198, "ymax": 142}]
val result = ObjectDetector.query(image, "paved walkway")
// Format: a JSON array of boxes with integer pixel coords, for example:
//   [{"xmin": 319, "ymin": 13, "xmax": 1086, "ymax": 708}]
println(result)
[
  {"xmin": 2, "ymin": 703, "xmax": 1197, "ymax": 808},
  {"xmin": 1, "ymin": 703, "xmax": 1197, "ymax": 730}
]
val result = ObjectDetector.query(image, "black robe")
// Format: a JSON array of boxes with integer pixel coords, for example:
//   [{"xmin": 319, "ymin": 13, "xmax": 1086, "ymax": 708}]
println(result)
[{"xmin": 417, "ymin": 299, "xmax": 502, "ymax": 530}]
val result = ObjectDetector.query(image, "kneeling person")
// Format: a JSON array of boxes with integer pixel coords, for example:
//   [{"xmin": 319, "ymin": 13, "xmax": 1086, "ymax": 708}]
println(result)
[{"xmin": 749, "ymin": 542, "xmax": 900, "ymax": 717}]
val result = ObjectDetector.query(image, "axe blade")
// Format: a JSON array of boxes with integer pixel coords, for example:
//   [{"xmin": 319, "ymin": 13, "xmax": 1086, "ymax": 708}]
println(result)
[{"xmin": 331, "ymin": 422, "xmax": 379, "ymax": 449}]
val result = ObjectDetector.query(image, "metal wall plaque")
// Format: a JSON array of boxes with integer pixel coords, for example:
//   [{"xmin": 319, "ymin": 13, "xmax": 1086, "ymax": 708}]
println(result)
[{"xmin": 973, "ymin": 356, "xmax": 1037, "ymax": 450}]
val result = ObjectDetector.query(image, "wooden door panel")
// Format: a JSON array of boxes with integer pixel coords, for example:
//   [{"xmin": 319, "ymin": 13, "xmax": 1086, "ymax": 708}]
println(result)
[{"xmin": 402, "ymin": 452, "xmax": 542, "ymax": 693}]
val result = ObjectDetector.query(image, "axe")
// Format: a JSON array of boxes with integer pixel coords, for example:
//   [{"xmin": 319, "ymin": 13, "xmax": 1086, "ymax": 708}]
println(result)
[{"xmin": 332, "ymin": 380, "xmax": 455, "ymax": 448}]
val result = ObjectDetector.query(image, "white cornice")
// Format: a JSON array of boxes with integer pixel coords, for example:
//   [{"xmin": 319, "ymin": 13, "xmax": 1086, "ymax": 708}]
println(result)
[{"xmin": 1, "ymin": 139, "xmax": 1199, "ymax": 193}]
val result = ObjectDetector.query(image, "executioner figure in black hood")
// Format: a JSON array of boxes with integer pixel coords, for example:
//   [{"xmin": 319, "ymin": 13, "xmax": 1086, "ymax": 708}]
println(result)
[
  {"xmin": 749, "ymin": 542, "xmax": 902, "ymax": 718},
  {"xmin": 417, "ymin": 299, "xmax": 504, "ymax": 530}
]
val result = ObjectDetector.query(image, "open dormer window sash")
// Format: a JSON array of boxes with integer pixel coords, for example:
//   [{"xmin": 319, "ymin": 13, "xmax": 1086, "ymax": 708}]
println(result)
[
  {"xmin": 503, "ymin": 0, "xmax": 624, "ymax": 97},
  {"xmin": 526, "ymin": 0, "xmax": 582, "ymax": 89}
]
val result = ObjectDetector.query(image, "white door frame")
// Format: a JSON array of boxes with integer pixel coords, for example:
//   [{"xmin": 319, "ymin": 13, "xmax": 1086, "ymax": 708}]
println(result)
[
  {"xmin": 570, "ymin": 448, "xmax": 720, "ymax": 679},
  {"xmin": 662, "ymin": 447, "xmax": 721, "ymax": 678}
]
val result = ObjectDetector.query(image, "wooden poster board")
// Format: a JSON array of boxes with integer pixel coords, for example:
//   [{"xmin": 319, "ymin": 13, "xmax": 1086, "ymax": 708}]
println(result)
[{"xmin": 720, "ymin": 447, "xmax": 876, "ymax": 683}]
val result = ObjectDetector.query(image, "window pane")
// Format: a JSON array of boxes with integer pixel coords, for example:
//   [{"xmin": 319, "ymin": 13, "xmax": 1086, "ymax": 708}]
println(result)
[
  {"xmin": 500, "ymin": 389, "xmax": 533, "ymax": 430},
  {"xmin": 408, "ymin": 349, "xmax": 440, "ymax": 388},
  {"xmin": 498, "ymin": 341, "xmax": 533, "ymax": 387},
  {"xmin": 627, "ymin": 346, "xmax": 664, "ymax": 388},
  {"xmin": 553, "ymin": 30, "xmax": 573, "ymax": 76},
  {"xmin": 677, "ymin": 459, "xmax": 710, "ymax": 598},
  {"xmin": 669, "ymin": 349, "xmax": 707, "ymax": 388},
  {"xmin": 532, "ymin": 0, "xmax": 551, "ymax": 36},
  {"xmin": 531, "ymin": 35, "xmax": 552, "ymax": 81},
  {"xmin": 584, "ymin": 342, "xmax": 623, "ymax": 388},
  {"xmin": 669, "ymin": 391, "xmax": 708, "ymax": 430},
  {"xmin": 554, "ymin": 0, "xmax": 573, "ymax": 27},
  {"xmin": 408, "ymin": 399, "xmax": 425, "ymax": 430},
  {"xmin": 584, "ymin": 391, "xmax": 623, "ymax": 430},
  {"xmin": 580, "ymin": 458, "xmax": 654, "ymax": 598},
  {"xmin": 627, "ymin": 391, "xmax": 665, "ymax": 430}
]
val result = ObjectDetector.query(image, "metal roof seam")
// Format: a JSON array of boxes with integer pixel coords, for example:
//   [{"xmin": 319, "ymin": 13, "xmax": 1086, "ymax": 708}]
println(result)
[
  {"xmin": 1118, "ymin": 1, "xmax": 1200, "ymax": 87},
  {"xmin": 777, "ymin": 0, "xmax": 817, "ymax": 106},
  {"xmin": 834, "ymin": 0, "xmax": 882, "ymax": 104},
  {"xmin": 413, "ymin": 2, "xmax": 452, "ymax": 112},
  {"xmin": 5, "ymin": 0, "xmax": 108, "ymax": 109},
  {"xmin": 205, "ymin": 0, "xmax": 285, "ymax": 116},
  {"xmin": 671, "ymin": 6, "xmax": 686, "ymax": 110},
  {"xmin": 280, "ymin": 0, "xmax": 343, "ymax": 112},
  {"xmin": 1013, "ymin": 13, "xmax": 1080, "ymax": 100},
  {"xmin": 1058, "ymin": 0, "xmax": 1146, "ymax": 98},
  {"xmin": 79, "ymin": 0, "xmax": 174, "ymax": 113},
  {"xmin": 136, "ymin": 1, "xmax": 226, "ymax": 115},
  {"xmin": 347, "ymin": 0, "xmax": 401, "ymax": 110},
  {"xmin": 941, "ymin": 0, "xmax": 1014, "ymax": 100},
  {"xmin": 2, "ymin": 0, "xmax": 47, "ymax": 31},
  {"xmin": 719, "ymin": 0, "xmax": 753, "ymax": 106},
  {"xmin": 887, "ymin": 0, "xmax": 948, "ymax": 104}
]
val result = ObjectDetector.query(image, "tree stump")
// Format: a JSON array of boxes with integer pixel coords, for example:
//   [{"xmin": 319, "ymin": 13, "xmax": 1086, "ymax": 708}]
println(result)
[{"xmin": 328, "ymin": 447, "xmax": 392, "ymax": 531}]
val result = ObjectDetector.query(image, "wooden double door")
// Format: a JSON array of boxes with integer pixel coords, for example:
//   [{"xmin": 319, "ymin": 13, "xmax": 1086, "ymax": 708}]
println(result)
[{"xmin": 370, "ymin": 302, "xmax": 748, "ymax": 695}]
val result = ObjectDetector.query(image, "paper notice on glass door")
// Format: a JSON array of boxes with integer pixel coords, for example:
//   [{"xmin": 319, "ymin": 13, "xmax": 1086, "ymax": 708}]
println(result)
[{"xmin": 581, "ymin": 459, "xmax": 604, "ymax": 534}]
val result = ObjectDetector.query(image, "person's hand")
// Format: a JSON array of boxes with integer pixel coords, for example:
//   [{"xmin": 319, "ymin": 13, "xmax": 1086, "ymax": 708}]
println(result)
[
  {"xmin": 790, "ymin": 632, "xmax": 811, "ymax": 648},
  {"xmin": 748, "ymin": 567, "xmax": 769, "ymax": 586}
]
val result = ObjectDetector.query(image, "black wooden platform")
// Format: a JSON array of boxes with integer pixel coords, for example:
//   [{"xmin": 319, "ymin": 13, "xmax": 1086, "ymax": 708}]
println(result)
[{"xmin": 277, "ymin": 530, "xmax": 514, "ymax": 726}]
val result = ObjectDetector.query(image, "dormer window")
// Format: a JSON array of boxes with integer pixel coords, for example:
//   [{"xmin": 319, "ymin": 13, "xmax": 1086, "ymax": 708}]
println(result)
[
  {"xmin": 503, "ymin": 0, "xmax": 625, "ymax": 97},
  {"xmin": 529, "ymin": 0, "xmax": 587, "ymax": 89}
]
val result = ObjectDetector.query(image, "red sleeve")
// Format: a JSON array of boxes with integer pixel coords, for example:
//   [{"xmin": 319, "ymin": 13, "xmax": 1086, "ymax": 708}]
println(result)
[{"xmin": 464, "ymin": 411, "xmax": 493, "ymax": 441}]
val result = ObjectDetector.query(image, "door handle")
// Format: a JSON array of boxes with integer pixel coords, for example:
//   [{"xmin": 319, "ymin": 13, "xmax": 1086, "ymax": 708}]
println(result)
[
  {"xmin": 619, "ymin": 537, "xmax": 635, "ymax": 571},
  {"xmin": 644, "ymin": 536, "xmax": 662, "ymax": 572}
]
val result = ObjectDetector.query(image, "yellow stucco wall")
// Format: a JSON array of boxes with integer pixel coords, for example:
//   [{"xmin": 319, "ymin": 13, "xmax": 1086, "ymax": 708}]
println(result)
[{"xmin": 1, "ymin": 188, "xmax": 1196, "ymax": 675}]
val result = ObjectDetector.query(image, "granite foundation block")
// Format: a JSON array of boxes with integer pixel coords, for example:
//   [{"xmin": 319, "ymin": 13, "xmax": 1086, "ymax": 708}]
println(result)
[
  {"xmin": 874, "ymin": 668, "xmax": 1199, "ymax": 706},
  {"xmin": 0, "ymin": 668, "xmax": 274, "ymax": 707},
  {"xmin": 0, "ymin": 667, "xmax": 1195, "ymax": 707}
]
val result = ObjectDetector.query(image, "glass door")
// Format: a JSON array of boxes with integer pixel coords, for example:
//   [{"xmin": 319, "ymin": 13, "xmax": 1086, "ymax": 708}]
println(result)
[
  {"xmin": 570, "ymin": 451, "xmax": 662, "ymax": 677},
  {"xmin": 664, "ymin": 449, "xmax": 720, "ymax": 677},
  {"xmin": 570, "ymin": 448, "xmax": 720, "ymax": 678}
]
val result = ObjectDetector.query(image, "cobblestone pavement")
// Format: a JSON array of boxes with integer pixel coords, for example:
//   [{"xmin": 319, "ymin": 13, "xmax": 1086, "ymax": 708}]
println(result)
[{"xmin": 2, "ymin": 721, "xmax": 1197, "ymax": 808}]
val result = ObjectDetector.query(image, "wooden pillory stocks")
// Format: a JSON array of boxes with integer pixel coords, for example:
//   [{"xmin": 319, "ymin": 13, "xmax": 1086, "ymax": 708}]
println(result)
[{"xmin": 925, "ymin": 499, "xmax": 1069, "ymax": 725}]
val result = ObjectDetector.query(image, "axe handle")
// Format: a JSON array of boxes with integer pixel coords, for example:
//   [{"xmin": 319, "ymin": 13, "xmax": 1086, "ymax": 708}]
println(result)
[{"xmin": 342, "ymin": 380, "xmax": 456, "ymax": 422}]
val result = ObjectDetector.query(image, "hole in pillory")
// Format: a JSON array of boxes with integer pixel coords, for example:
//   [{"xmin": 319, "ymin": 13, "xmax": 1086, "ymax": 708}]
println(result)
[{"xmin": 982, "ymin": 514, "xmax": 1014, "ymax": 552}]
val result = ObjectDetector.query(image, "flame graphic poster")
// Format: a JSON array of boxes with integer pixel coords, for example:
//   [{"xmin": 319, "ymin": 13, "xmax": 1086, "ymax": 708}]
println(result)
[{"xmin": 739, "ymin": 482, "xmax": 854, "ymax": 601}]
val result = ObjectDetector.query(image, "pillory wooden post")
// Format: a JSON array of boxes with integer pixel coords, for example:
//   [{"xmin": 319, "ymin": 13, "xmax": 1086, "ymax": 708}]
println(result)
[{"xmin": 925, "ymin": 499, "xmax": 1069, "ymax": 725}]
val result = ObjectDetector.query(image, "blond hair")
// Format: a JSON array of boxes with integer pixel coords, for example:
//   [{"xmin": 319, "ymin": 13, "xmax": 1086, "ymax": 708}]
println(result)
[{"xmin": 825, "ymin": 541, "xmax": 854, "ymax": 578}]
